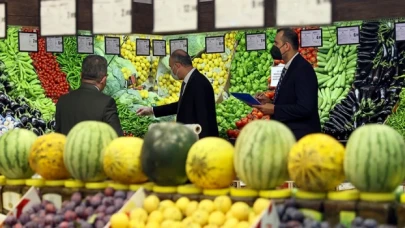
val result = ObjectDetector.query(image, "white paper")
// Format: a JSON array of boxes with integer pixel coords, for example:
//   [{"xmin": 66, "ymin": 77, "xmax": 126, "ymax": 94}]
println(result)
[
  {"xmin": 77, "ymin": 35, "xmax": 94, "ymax": 54},
  {"xmin": 270, "ymin": 66, "xmax": 284, "ymax": 87},
  {"xmin": 170, "ymin": 39, "xmax": 188, "ymax": 54},
  {"xmin": 395, "ymin": 23, "xmax": 405, "ymax": 42},
  {"xmin": 93, "ymin": 0, "xmax": 132, "ymax": 34},
  {"xmin": 46, "ymin": 37, "xmax": 63, "ymax": 53},
  {"xmin": 136, "ymin": 39, "xmax": 150, "ymax": 56},
  {"xmin": 153, "ymin": 40, "xmax": 166, "ymax": 56},
  {"xmin": 153, "ymin": 0, "xmax": 198, "ymax": 33},
  {"xmin": 246, "ymin": 33, "xmax": 266, "ymax": 51},
  {"xmin": 0, "ymin": 4, "xmax": 6, "ymax": 38},
  {"xmin": 337, "ymin": 26, "xmax": 359, "ymax": 45},
  {"xmin": 215, "ymin": 0, "xmax": 264, "ymax": 29},
  {"xmin": 276, "ymin": 0, "xmax": 331, "ymax": 26},
  {"xmin": 206, "ymin": 36, "xmax": 225, "ymax": 53},
  {"xmin": 105, "ymin": 37, "xmax": 120, "ymax": 55},
  {"xmin": 301, "ymin": 29, "xmax": 322, "ymax": 47},
  {"xmin": 19, "ymin": 32, "xmax": 38, "ymax": 52},
  {"xmin": 40, "ymin": 0, "xmax": 76, "ymax": 36},
  {"xmin": 133, "ymin": 0, "xmax": 152, "ymax": 3}
]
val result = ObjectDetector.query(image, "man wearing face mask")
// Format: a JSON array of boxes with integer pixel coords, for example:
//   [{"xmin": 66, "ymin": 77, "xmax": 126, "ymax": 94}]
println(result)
[
  {"xmin": 136, "ymin": 49, "xmax": 219, "ymax": 138},
  {"xmin": 253, "ymin": 28, "xmax": 321, "ymax": 140},
  {"xmin": 55, "ymin": 55, "xmax": 124, "ymax": 136}
]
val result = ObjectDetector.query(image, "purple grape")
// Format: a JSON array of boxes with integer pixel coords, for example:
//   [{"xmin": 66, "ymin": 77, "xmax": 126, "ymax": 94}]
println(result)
[
  {"xmin": 44, "ymin": 214, "xmax": 54, "ymax": 225},
  {"xmin": 53, "ymin": 214, "xmax": 64, "ymax": 224},
  {"xmin": 65, "ymin": 201, "xmax": 77, "ymax": 210},
  {"xmin": 90, "ymin": 196, "xmax": 102, "ymax": 207},
  {"xmin": 96, "ymin": 205, "xmax": 107, "ymax": 213},
  {"xmin": 114, "ymin": 190, "xmax": 126, "ymax": 199},
  {"xmin": 95, "ymin": 192, "xmax": 104, "ymax": 198},
  {"xmin": 286, "ymin": 221, "xmax": 301, "ymax": 227},
  {"xmin": 44, "ymin": 226, "xmax": 53, "ymax": 228},
  {"xmin": 64, "ymin": 210, "xmax": 77, "ymax": 221},
  {"xmin": 71, "ymin": 192, "xmax": 82, "ymax": 203},
  {"xmin": 105, "ymin": 206, "xmax": 116, "ymax": 215},
  {"xmin": 24, "ymin": 221, "xmax": 39, "ymax": 228},
  {"xmin": 102, "ymin": 196, "xmax": 114, "ymax": 206},
  {"xmin": 276, "ymin": 204, "xmax": 286, "ymax": 216},
  {"xmin": 18, "ymin": 213, "xmax": 31, "ymax": 225},
  {"xmin": 103, "ymin": 215, "xmax": 111, "ymax": 223},
  {"xmin": 363, "ymin": 219, "xmax": 378, "ymax": 228},
  {"xmin": 94, "ymin": 220, "xmax": 105, "ymax": 228},
  {"xmin": 78, "ymin": 220, "xmax": 92, "ymax": 228},
  {"xmin": 14, "ymin": 223, "xmax": 23, "ymax": 228},
  {"xmin": 3, "ymin": 215, "xmax": 17, "ymax": 226},
  {"xmin": 284, "ymin": 199, "xmax": 297, "ymax": 208},
  {"xmin": 104, "ymin": 187, "xmax": 115, "ymax": 196},
  {"xmin": 114, "ymin": 198, "xmax": 125, "ymax": 208},
  {"xmin": 84, "ymin": 207, "xmax": 94, "ymax": 218},
  {"xmin": 290, "ymin": 210, "xmax": 304, "ymax": 222},
  {"xmin": 59, "ymin": 221, "xmax": 69, "ymax": 228},
  {"xmin": 352, "ymin": 217, "xmax": 364, "ymax": 226},
  {"xmin": 45, "ymin": 203, "xmax": 56, "ymax": 213},
  {"xmin": 75, "ymin": 206, "xmax": 86, "ymax": 218},
  {"xmin": 38, "ymin": 209, "xmax": 47, "ymax": 217},
  {"xmin": 279, "ymin": 223, "xmax": 287, "ymax": 228},
  {"xmin": 126, "ymin": 191, "xmax": 134, "ymax": 199},
  {"xmin": 24, "ymin": 208, "xmax": 35, "ymax": 214},
  {"xmin": 32, "ymin": 203, "xmax": 42, "ymax": 212}
]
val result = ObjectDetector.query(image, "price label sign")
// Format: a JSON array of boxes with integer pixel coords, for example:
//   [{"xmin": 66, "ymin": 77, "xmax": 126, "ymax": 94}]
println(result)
[
  {"xmin": 153, "ymin": 0, "xmax": 198, "ymax": 33},
  {"xmin": 152, "ymin": 40, "xmax": 166, "ymax": 56},
  {"xmin": 93, "ymin": 0, "xmax": 132, "ymax": 34},
  {"xmin": 270, "ymin": 66, "xmax": 284, "ymax": 87},
  {"xmin": 337, "ymin": 26, "xmax": 360, "ymax": 45},
  {"xmin": 18, "ymin": 32, "xmax": 38, "ymax": 52},
  {"xmin": 105, "ymin": 37, "xmax": 120, "ymax": 55},
  {"xmin": 276, "ymin": 0, "xmax": 331, "ymax": 26},
  {"xmin": 205, "ymin": 36, "xmax": 225, "ymax": 54},
  {"xmin": 77, "ymin": 35, "xmax": 94, "ymax": 54},
  {"xmin": 40, "ymin": 0, "xmax": 77, "ymax": 36},
  {"xmin": 395, "ymin": 23, "xmax": 405, "ymax": 42},
  {"xmin": 215, "ymin": 0, "xmax": 264, "ymax": 29},
  {"xmin": 46, "ymin": 37, "xmax": 64, "ymax": 53},
  {"xmin": 170, "ymin": 39, "xmax": 188, "ymax": 54},
  {"xmin": 0, "ymin": 3, "xmax": 6, "ymax": 39},
  {"xmin": 301, "ymin": 29, "xmax": 323, "ymax": 48},
  {"xmin": 136, "ymin": 39, "xmax": 150, "ymax": 56},
  {"xmin": 246, "ymin": 33, "xmax": 266, "ymax": 51}
]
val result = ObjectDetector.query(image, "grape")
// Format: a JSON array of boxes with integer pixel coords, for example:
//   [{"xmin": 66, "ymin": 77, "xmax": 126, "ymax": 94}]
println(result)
[
  {"xmin": 102, "ymin": 196, "xmax": 114, "ymax": 206},
  {"xmin": 90, "ymin": 196, "xmax": 102, "ymax": 207},
  {"xmin": 290, "ymin": 210, "xmax": 304, "ymax": 222},
  {"xmin": 75, "ymin": 206, "xmax": 86, "ymax": 218},
  {"xmin": 95, "ymin": 192, "xmax": 104, "ymax": 198},
  {"xmin": 32, "ymin": 203, "xmax": 42, "ymax": 212},
  {"xmin": 53, "ymin": 214, "xmax": 64, "ymax": 224},
  {"xmin": 64, "ymin": 201, "xmax": 76, "ymax": 210},
  {"xmin": 41, "ymin": 200, "xmax": 51, "ymax": 207},
  {"xmin": 286, "ymin": 221, "xmax": 301, "ymax": 227},
  {"xmin": 84, "ymin": 207, "xmax": 94, "ymax": 218},
  {"xmin": 44, "ymin": 225, "xmax": 53, "ymax": 228},
  {"xmin": 78, "ymin": 220, "xmax": 92, "ymax": 228},
  {"xmin": 71, "ymin": 192, "xmax": 82, "ymax": 204},
  {"xmin": 126, "ymin": 191, "xmax": 134, "ymax": 199},
  {"xmin": 304, "ymin": 221, "xmax": 321, "ymax": 228},
  {"xmin": 38, "ymin": 209, "xmax": 47, "ymax": 217},
  {"xmin": 44, "ymin": 214, "xmax": 54, "ymax": 225},
  {"xmin": 96, "ymin": 205, "xmax": 107, "ymax": 213},
  {"xmin": 59, "ymin": 221, "xmax": 69, "ymax": 228},
  {"xmin": 14, "ymin": 223, "xmax": 23, "ymax": 228},
  {"xmin": 103, "ymin": 215, "xmax": 111, "ymax": 223},
  {"xmin": 24, "ymin": 221, "xmax": 39, "ymax": 228},
  {"xmin": 279, "ymin": 223, "xmax": 288, "ymax": 228},
  {"xmin": 352, "ymin": 217, "xmax": 363, "ymax": 226},
  {"xmin": 104, "ymin": 187, "xmax": 115, "ymax": 196},
  {"xmin": 3, "ymin": 215, "xmax": 17, "ymax": 226},
  {"xmin": 64, "ymin": 210, "xmax": 77, "ymax": 221},
  {"xmin": 363, "ymin": 219, "xmax": 378, "ymax": 228},
  {"xmin": 94, "ymin": 220, "xmax": 105, "ymax": 228},
  {"xmin": 114, "ymin": 198, "xmax": 125, "ymax": 208},
  {"xmin": 114, "ymin": 190, "xmax": 126, "ymax": 199},
  {"xmin": 45, "ymin": 203, "xmax": 57, "ymax": 213},
  {"xmin": 276, "ymin": 204, "xmax": 286, "ymax": 216},
  {"xmin": 18, "ymin": 213, "xmax": 31, "ymax": 225},
  {"xmin": 105, "ymin": 205, "xmax": 116, "ymax": 215},
  {"xmin": 284, "ymin": 199, "xmax": 298, "ymax": 208}
]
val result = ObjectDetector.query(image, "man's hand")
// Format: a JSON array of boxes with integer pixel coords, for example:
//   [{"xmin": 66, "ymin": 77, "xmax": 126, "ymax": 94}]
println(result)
[
  {"xmin": 255, "ymin": 92, "xmax": 271, "ymax": 104},
  {"xmin": 252, "ymin": 103, "xmax": 275, "ymax": 115},
  {"xmin": 136, "ymin": 107, "xmax": 153, "ymax": 116}
]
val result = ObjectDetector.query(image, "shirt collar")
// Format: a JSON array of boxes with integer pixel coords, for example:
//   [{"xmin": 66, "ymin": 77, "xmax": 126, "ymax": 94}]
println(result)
[
  {"xmin": 94, "ymin": 85, "xmax": 100, "ymax": 91},
  {"xmin": 284, "ymin": 52, "xmax": 299, "ymax": 69},
  {"xmin": 183, "ymin": 68, "xmax": 196, "ymax": 84}
]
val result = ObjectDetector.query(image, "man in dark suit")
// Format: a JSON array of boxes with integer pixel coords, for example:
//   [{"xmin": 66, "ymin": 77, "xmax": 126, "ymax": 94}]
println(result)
[
  {"xmin": 137, "ymin": 50, "xmax": 219, "ymax": 138},
  {"xmin": 254, "ymin": 28, "xmax": 321, "ymax": 140},
  {"xmin": 55, "ymin": 55, "xmax": 124, "ymax": 136}
]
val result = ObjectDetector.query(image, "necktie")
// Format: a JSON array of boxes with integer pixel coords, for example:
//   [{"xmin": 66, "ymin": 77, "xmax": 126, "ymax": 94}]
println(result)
[
  {"xmin": 273, "ymin": 67, "xmax": 287, "ymax": 102},
  {"xmin": 180, "ymin": 82, "xmax": 186, "ymax": 97}
]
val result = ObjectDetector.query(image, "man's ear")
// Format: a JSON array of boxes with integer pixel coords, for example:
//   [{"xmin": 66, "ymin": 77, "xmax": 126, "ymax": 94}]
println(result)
[{"xmin": 101, "ymin": 76, "xmax": 107, "ymax": 84}]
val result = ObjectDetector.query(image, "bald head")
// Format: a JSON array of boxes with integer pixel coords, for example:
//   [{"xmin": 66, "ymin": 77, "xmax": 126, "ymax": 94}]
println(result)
[{"xmin": 171, "ymin": 49, "xmax": 192, "ymax": 67}]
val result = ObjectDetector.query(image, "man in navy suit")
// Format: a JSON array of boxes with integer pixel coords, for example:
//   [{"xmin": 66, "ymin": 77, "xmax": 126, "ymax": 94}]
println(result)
[{"xmin": 254, "ymin": 28, "xmax": 321, "ymax": 140}]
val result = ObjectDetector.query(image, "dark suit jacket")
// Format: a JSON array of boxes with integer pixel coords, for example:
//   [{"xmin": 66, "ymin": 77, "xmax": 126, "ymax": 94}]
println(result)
[
  {"xmin": 55, "ymin": 83, "xmax": 124, "ymax": 136},
  {"xmin": 272, "ymin": 54, "xmax": 321, "ymax": 140},
  {"xmin": 153, "ymin": 70, "xmax": 219, "ymax": 138}
]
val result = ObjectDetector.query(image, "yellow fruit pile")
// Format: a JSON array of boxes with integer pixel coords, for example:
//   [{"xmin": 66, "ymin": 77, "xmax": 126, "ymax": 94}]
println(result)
[
  {"xmin": 157, "ymin": 73, "xmax": 181, "ymax": 105},
  {"xmin": 110, "ymin": 195, "xmax": 271, "ymax": 228},
  {"xmin": 139, "ymin": 90, "xmax": 149, "ymax": 99},
  {"xmin": 225, "ymin": 32, "xmax": 237, "ymax": 50},
  {"xmin": 121, "ymin": 39, "xmax": 152, "ymax": 84},
  {"xmin": 151, "ymin": 58, "xmax": 159, "ymax": 77},
  {"xmin": 121, "ymin": 67, "xmax": 132, "ymax": 80}
]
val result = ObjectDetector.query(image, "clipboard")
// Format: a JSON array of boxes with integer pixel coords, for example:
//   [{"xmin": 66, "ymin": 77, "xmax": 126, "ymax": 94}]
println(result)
[{"xmin": 231, "ymin": 93, "xmax": 261, "ymax": 106}]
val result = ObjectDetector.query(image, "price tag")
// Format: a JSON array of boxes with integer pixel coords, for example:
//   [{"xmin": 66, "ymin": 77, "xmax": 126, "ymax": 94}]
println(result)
[
  {"xmin": 395, "ymin": 23, "xmax": 405, "ymax": 42},
  {"xmin": 105, "ymin": 37, "xmax": 120, "ymax": 55},
  {"xmin": 40, "ymin": 0, "xmax": 77, "ymax": 36},
  {"xmin": 136, "ymin": 39, "xmax": 150, "ymax": 56},
  {"xmin": 152, "ymin": 40, "xmax": 166, "ymax": 56},
  {"xmin": 276, "ymin": 0, "xmax": 331, "ymax": 26},
  {"xmin": 18, "ymin": 32, "xmax": 38, "ymax": 52},
  {"xmin": 215, "ymin": 0, "xmax": 264, "ymax": 29},
  {"xmin": 246, "ymin": 33, "xmax": 266, "ymax": 51},
  {"xmin": 270, "ymin": 66, "xmax": 284, "ymax": 87},
  {"xmin": 0, "ymin": 3, "xmax": 6, "ymax": 39},
  {"xmin": 301, "ymin": 29, "xmax": 322, "ymax": 48},
  {"xmin": 205, "ymin": 36, "xmax": 225, "ymax": 54},
  {"xmin": 93, "ymin": 0, "xmax": 132, "ymax": 34},
  {"xmin": 77, "ymin": 35, "xmax": 94, "ymax": 54},
  {"xmin": 170, "ymin": 39, "xmax": 188, "ymax": 54},
  {"xmin": 46, "ymin": 37, "xmax": 64, "ymax": 53},
  {"xmin": 153, "ymin": 0, "xmax": 197, "ymax": 33},
  {"xmin": 337, "ymin": 26, "xmax": 360, "ymax": 45}
]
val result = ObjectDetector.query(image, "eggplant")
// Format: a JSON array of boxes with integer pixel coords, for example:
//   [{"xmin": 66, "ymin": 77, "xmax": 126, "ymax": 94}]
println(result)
[
  {"xmin": 30, "ymin": 110, "xmax": 42, "ymax": 118},
  {"xmin": 21, "ymin": 104, "xmax": 31, "ymax": 113},
  {"xmin": 3, "ymin": 81, "xmax": 12, "ymax": 92},
  {"xmin": 32, "ymin": 128, "xmax": 41, "ymax": 136},
  {"xmin": 392, "ymin": 43, "xmax": 398, "ymax": 62},
  {"xmin": 36, "ymin": 119, "xmax": 46, "ymax": 131},
  {"xmin": 2, "ymin": 109, "xmax": 14, "ymax": 116},
  {"xmin": 370, "ymin": 42, "xmax": 382, "ymax": 56},
  {"xmin": 10, "ymin": 101, "xmax": 20, "ymax": 111},
  {"xmin": 360, "ymin": 30, "xmax": 378, "ymax": 39},
  {"xmin": 19, "ymin": 115, "xmax": 29, "ymax": 126},
  {"xmin": 0, "ymin": 103, "xmax": 5, "ymax": 112},
  {"xmin": 29, "ymin": 117, "xmax": 39, "ymax": 128},
  {"xmin": 357, "ymin": 46, "xmax": 374, "ymax": 53},
  {"xmin": 335, "ymin": 105, "xmax": 352, "ymax": 118},
  {"xmin": 357, "ymin": 52, "xmax": 374, "ymax": 60},
  {"xmin": 0, "ymin": 93, "xmax": 10, "ymax": 106},
  {"xmin": 360, "ymin": 39, "xmax": 379, "ymax": 46},
  {"xmin": 47, "ymin": 120, "xmax": 56, "ymax": 130},
  {"xmin": 13, "ymin": 107, "xmax": 26, "ymax": 116},
  {"xmin": 13, "ymin": 121, "xmax": 23, "ymax": 128}
]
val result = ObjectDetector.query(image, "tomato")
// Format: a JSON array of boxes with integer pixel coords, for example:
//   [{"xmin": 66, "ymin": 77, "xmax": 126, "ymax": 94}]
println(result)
[
  {"xmin": 227, "ymin": 129, "xmax": 234, "ymax": 138},
  {"xmin": 234, "ymin": 130, "xmax": 240, "ymax": 138},
  {"xmin": 241, "ymin": 118, "xmax": 248, "ymax": 126},
  {"xmin": 310, "ymin": 57, "xmax": 316, "ymax": 63},
  {"xmin": 257, "ymin": 112, "xmax": 264, "ymax": 119},
  {"xmin": 235, "ymin": 120, "xmax": 243, "ymax": 129}
]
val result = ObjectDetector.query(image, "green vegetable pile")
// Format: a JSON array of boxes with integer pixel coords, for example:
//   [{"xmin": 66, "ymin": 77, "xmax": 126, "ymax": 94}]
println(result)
[
  {"xmin": 56, "ymin": 37, "xmax": 88, "ymax": 90},
  {"xmin": 385, "ymin": 89, "xmax": 405, "ymax": 137},
  {"xmin": 315, "ymin": 22, "xmax": 359, "ymax": 126},
  {"xmin": 216, "ymin": 97, "xmax": 252, "ymax": 138},
  {"xmin": 0, "ymin": 27, "xmax": 55, "ymax": 120},
  {"xmin": 229, "ymin": 30, "xmax": 276, "ymax": 94}
]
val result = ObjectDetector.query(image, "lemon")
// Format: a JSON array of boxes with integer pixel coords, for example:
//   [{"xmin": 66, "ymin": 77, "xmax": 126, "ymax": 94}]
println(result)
[
  {"xmin": 145, "ymin": 221, "xmax": 160, "ymax": 228},
  {"xmin": 203, "ymin": 225, "xmax": 219, "ymax": 228},
  {"xmin": 253, "ymin": 198, "xmax": 270, "ymax": 215},
  {"xmin": 130, "ymin": 208, "xmax": 148, "ymax": 223},
  {"xmin": 182, "ymin": 216, "xmax": 194, "ymax": 226},
  {"xmin": 110, "ymin": 213, "xmax": 130, "ymax": 228},
  {"xmin": 163, "ymin": 206, "xmax": 183, "ymax": 221},
  {"xmin": 198, "ymin": 200, "xmax": 215, "ymax": 213},
  {"xmin": 208, "ymin": 211, "xmax": 226, "ymax": 226},
  {"xmin": 192, "ymin": 210, "xmax": 209, "ymax": 226},
  {"xmin": 175, "ymin": 197, "xmax": 190, "ymax": 213},
  {"xmin": 161, "ymin": 220, "xmax": 175, "ymax": 228},
  {"xmin": 172, "ymin": 221, "xmax": 186, "ymax": 228},
  {"xmin": 236, "ymin": 221, "xmax": 250, "ymax": 228},
  {"xmin": 213, "ymin": 196, "xmax": 232, "ymax": 214},
  {"xmin": 129, "ymin": 220, "xmax": 145, "ymax": 228},
  {"xmin": 248, "ymin": 210, "xmax": 257, "ymax": 223},
  {"xmin": 143, "ymin": 195, "xmax": 160, "ymax": 213},
  {"xmin": 185, "ymin": 201, "xmax": 199, "ymax": 217},
  {"xmin": 224, "ymin": 217, "xmax": 239, "ymax": 227},
  {"xmin": 189, "ymin": 223, "xmax": 202, "ymax": 228},
  {"xmin": 148, "ymin": 210, "xmax": 164, "ymax": 223},
  {"xmin": 225, "ymin": 210, "xmax": 234, "ymax": 219},
  {"xmin": 230, "ymin": 202, "xmax": 250, "ymax": 221}
]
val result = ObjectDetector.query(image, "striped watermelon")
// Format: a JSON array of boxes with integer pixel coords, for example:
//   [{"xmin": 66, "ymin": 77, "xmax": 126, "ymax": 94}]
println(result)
[
  {"xmin": 0, "ymin": 129, "xmax": 37, "ymax": 179},
  {"xmin": 234, "ymin": 120, "xmax": 296, "ymax": 190},
  {"xmin": 345, "ymin": 124, "xmax": 405, "ymax": 192},
  {"xmin": 64, "ymin": 121, "xmax": 118, "ymax": 182}
]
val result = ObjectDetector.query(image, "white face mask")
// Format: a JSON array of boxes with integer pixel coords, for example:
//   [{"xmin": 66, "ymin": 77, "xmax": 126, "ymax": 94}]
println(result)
[{"xmin": 171, "ymin": 65, "xmax": 180, "ymax": 80}]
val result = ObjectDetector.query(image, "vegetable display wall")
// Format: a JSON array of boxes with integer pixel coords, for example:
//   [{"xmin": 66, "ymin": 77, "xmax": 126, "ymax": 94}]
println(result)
[{"xmin": 0, "ymin": 20, "xmax": 403, "ymax": 139}]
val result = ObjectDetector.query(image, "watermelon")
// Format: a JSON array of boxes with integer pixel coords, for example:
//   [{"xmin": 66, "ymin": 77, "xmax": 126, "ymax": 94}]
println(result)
[
  {"xmin": 288, "ymin": 133, "xmax": 346, "ymax": 192},
  {"xmin": 141, "ymin": 122, "xmax": 197, "ymax": 186},
  {"xmin": 64, "ymin": 121, "xmax": 118, "ymax": 182},
  {"xmin": 345, "ymin": 124, "xmax": 405, "ymax": 192},
  {"xmin": 0, "ymin": 129, "xmax": 37, "ymax": 179},
  {"xmin": 29, "ymin": 133, "xmax": 70, "ymax": 180},
  {"xmin": 103, "ymin": 137, "xmax": 148, "ymax": 184},
  {"xmin": 234, "ymin": 120, "xmax": 296, "ymax": 190}
]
